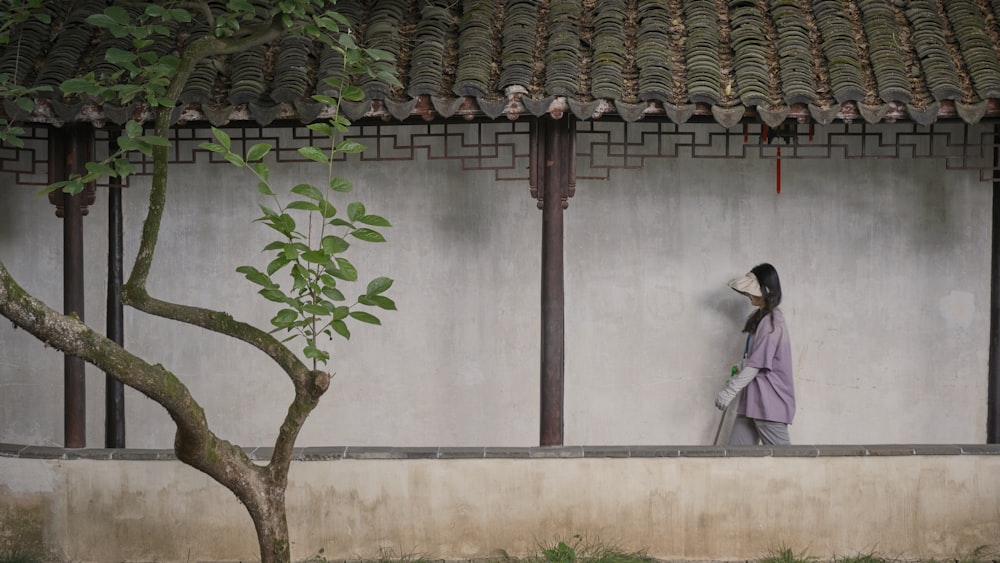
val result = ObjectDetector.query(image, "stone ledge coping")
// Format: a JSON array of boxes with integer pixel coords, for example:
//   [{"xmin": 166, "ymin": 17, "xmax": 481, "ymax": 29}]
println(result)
[{"xmin": 2, "ymin": 442, "xmax": 999, "ymax": 461}]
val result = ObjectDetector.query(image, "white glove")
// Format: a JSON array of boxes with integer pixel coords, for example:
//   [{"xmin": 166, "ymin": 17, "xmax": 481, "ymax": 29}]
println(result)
[{"xmin": 715, "ymin": 365, "xmax": 760, "ymax": 410}]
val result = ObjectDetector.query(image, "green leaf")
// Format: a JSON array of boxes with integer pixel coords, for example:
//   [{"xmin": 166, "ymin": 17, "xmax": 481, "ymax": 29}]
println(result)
[
  {"xmin": 85, "ymin": 162, "xmax": 116, "ymax": 177},
  {"xmin": 302, "ymin": 250, "xmax": 333, "ymax": 266},
  {"xmin": 106, "ymin": 5, "xmax": 130, "ymax": 24},
  {"xmin": 124, "ymin": 120, "xmax": 143, "ymax": 138},
  {"xmin": 368, "ymin": 295, "xmax": 397, "ymax": 311},
  {"xmin": 169, "ymin": 8, "xmax": 192, "ymax": 22},
  {"xmin": 212, "ymin": 127, "xmax": 232, "ymax": 150},
  {"xmin": 252, "ymin": 162, "xmax": 269, "ymax": 182},
  {"xmin": 322, "ymin": 286, "xmax": 345, "ymax": 301},
  {"xmin": 246, "ymin": 143, "xmax": 272, "ymax": 161},
  {"xmin": 257, "ymin": 182, "xmax": 274, "ymax": 196},
  {"xmin": 259, "ymin": 288, "xmax": 287, "ymax": 303},
  {"xmin": 359, "ymin": 214, "xmax": 391, "ymax": 227},
  {"xmin": 331, "ymin": 320, "xmax": 351, "ymax": 339},
  {"xmin": 335, "ymin": 140, "xmax": 366, "ymax": 154},
  {"xmin": 117, "ymin": 137, "xmax": 140, "ymax": 152},
  {"xmin": 312, "ymin": 94, "xmax": 339, "ymax": 105},
  {"xmin": 113, "ymin": 159, "xmax": 136, "ymax": 179},
  {"xmin": 291, "ymin": 183, "xmax": 324, "ymax": 201},
  {"xmin": 272, "ymin": 309, "xmax": 299, "ymax": 325},
  {"xmin": 287, "ymin": 201, "xmax": 320, "ymax": 211},
  {"xmin": 105, "ymin": 47, "xmax": 137, "ymax": 65},
  {"xmin": 86, "ymin": 13, "xmax": 118, "ymax": 28},
  {"xmin": 334, "ymin": 258, "xmax": 357, "ymax": 281},
  {"xmin": 302, "ymin": 303, "xmax": 329, "ymax": 316},
  {"xmin": 291, "ymin": 261, "xmax": 310, "ymax": 277},
  {"xmin": 350, "ymin": 311, "xmax": 381, "ymax": 325},
  {"xmin": 274, "ymin": 213, "xmax": 296, "ymax": 234},
  {"xmin": 224, "ymin": 152, "xmax": 245, "ymax": 167},
  {"xmin": 304, "ymin": 344, "xmax": 329, "ymax": 360},
  {"xmin": 366, "ymin": 277, "xmax": 393, "ymax": 296},
  {"xmin": 322, "ymin": 77, "xmax": 345, "ymax": 90},
  {"xmin": 333, "ymin": 306, "xmax": 350, "ymax": 320},
  {"xmin": 4, "ymin": 135, "xmax": 25, "ymax": 149},
  {"xmin": 298, "ymin": 145, "xmax": 328, "ymax": 163},
  {"xmin": 351, "ymin": 228, "xmax": 386, "ymax": 243},
  {"xmin": 60, "ymin": 77, "xmax": 102, "ymax": 96},
  {"xmin": 328, "ymin": 218, "xmax": 353, "ymax": 228},
  {"xmin": 258, "ymin": 204, "xmax": 279, "ymax": 219},
  {"xmin": 307, "ymin": 122, "xmax": 333, "ymax": 136},
  {"xmin": 139, "ymin": 135, "xmax": 170, "ymax": 147},
  {"xmin": 236, "ymin": 266, "xmax": 273, "ymax": 288},
  {"xmin": 15, "ymin": 97, "xmax": 34, "ymax": 113},
  {"xmin": 332, "ymin": 114, "xmax": 351, "ymax": 133},
  {"xmin": 321, "ymin": 235, "xmax": 349, "ymax": 254},
  {"xmin": 347, "ymin": 201, "xmax": 365, "ymax": 221},
  {"xmin": 117, "ymin": 84, "xmax": 144, "ymax": 103},
  {"xmin": 317, "ymin": 200, "xmax": 337, "ymax": 219},
  {"xmin": 366, "ymin": 47, "xmax": 396, "ymax": 62},
  {"xmin": 266, "ymin": 256, "xmax": 291, "ymax": 275},
  {"xmin": 328, "ymin": 12, "xmax": 350, "ymax": 27},
  {"xmin": 329, "ymin": 177, "xmax": 352, "ymax": 192},
  {"xmin": 200, "ymin": 142, "xmax": 227, "ymax": 154},
  {"xmin": 341, "ymin": 85, "xmax": 365, "ymax": 101}
]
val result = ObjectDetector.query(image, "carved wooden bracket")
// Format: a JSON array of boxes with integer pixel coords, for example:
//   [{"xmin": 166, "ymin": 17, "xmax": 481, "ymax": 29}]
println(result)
[{"xmin": 48, "ymin": 184, "xmax": 97, "ymax": 218}]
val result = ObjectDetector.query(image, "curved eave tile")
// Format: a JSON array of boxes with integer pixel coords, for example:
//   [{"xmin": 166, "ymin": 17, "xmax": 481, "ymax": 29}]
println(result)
[{"xmin": 7, "ymin": 0, "xmax": 1000, "ymax": 129}]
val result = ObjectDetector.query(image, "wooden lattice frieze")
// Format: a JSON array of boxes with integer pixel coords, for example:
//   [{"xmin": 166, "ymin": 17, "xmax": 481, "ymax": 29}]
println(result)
[
  {"xmin": 110, "ymin": 121, "xmax": 533, "ymax": 182},
  {"xmin": 574, "ymin": 120, "xmax": 998, "ymax": 181},
  {"xmin": 0, "ymin": 127, "xmax": 49, "ymax": 186},
  {"xmin": 3, "ymin": 121, "xmax": 999, "ymax": 187}
]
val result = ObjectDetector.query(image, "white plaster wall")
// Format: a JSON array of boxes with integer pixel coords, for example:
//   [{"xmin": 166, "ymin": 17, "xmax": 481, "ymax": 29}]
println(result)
[
  {"xmin": 565, "ymin": 152, "xmax": 989, "ymax": 445},
  {"xmin": 0, "ymin": 122, "xmax": 990, "ymax": 448},
  {"xmin": 0, "ymin": 175, "xmax": 111, "ymax": 447}
]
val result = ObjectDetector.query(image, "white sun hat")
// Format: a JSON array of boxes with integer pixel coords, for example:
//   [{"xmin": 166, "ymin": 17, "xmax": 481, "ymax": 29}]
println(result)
[{"xmin": 728, "ymin": 272, "xmax": 762, "ymax": 297}]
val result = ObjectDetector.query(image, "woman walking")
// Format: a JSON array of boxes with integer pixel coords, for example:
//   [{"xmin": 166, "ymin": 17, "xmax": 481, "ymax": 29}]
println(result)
[{"xmin": 715, "ymin": 263, "xmax": 796, "ymax": 445}]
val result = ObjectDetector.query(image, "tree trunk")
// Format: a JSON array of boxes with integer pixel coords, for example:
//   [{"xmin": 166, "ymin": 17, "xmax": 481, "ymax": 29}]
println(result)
[{"xmin": 248, "ymin": 489, "xmax": 292, "ymax": 563}]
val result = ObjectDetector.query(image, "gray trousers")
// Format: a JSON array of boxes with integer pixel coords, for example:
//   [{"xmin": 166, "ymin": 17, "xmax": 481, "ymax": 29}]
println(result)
[{"xmin": 729, "ymin": 415, "xmax": 790, "ymax": 445}]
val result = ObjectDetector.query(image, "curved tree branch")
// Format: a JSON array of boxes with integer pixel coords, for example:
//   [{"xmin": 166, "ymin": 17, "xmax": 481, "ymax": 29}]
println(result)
[
  {"xmin": 0, "ymin": 259, "xmax": 260, "ymax": 487},
  {"xmin": 122, "ymin": 13, "xmax": 312, "ymax": 384}
]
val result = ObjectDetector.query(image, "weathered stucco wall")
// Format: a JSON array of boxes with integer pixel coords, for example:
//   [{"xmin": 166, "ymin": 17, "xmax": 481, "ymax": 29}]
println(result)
[
  {"xmin": 1, "ymin": 447, "xmax": 998, "ymax": 562},
  {"xmin": 0, "ymin": 122, "xmax": 991, "ymax": 448}
]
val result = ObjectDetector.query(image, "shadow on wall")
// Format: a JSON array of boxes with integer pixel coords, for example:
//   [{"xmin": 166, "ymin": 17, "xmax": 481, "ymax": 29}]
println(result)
[{"xmin": 708, "ymin": 285, "xmax": 750, "ymax": 329}]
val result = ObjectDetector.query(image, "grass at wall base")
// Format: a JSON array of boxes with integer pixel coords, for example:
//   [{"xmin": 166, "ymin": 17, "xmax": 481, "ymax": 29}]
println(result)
[{"xmin": 0, "ymin": 536, "xmax": 997, "ymax": 563}]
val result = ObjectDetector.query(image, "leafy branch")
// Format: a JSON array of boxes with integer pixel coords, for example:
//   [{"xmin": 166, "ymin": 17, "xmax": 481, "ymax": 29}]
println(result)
[{"xmin": 201, "ymin": 121, "xmax": 396, "ymax": 366}]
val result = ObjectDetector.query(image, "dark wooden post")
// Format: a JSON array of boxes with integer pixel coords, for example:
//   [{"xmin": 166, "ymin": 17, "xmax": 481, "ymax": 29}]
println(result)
[
  {"xmin": 49, "ymin": 124, "xmax": 94, "ymax": 448},
  {"xmin": 533, "ymin": 117, "xmax": 575, "ymax": 446},
  {"xmin": 105, "ymin": 134, "xmax": 126, "ymax": 448},
  {"xmin": 989, "ymin": 125, "xmax": 1000, "ymax": 443}
]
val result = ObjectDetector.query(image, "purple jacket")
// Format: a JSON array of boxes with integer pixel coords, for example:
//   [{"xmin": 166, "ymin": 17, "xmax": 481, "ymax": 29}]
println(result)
[{"xmin": 738, "ymin": 308, "xmax": 796, "ymax": 424}]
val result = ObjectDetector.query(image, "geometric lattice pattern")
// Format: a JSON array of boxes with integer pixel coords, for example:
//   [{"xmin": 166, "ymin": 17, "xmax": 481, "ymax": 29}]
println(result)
[
  {"xmin": 2, "ymin": 121, "xmax": 997, "ymax": 188},
  {"xmin": 575, "ymin": 121, "xmax": 997, "ymax": 181}
]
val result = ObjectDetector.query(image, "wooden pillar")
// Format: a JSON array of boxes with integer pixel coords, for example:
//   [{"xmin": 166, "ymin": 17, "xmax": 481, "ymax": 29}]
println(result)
[
  {"xmin": 105, "ymin": 138, "xmax": 126, "ymax": 448},
  {"xmin": 989, "ymin": 125, "xmax": 1000, "ymax": 443},
  {"xmin": 48, "ymin": 124, "xmax": 94, "ymax": 448},
  {"xmin": 532, "ymin": 117, "xmax": 575, "ymax": 446}
]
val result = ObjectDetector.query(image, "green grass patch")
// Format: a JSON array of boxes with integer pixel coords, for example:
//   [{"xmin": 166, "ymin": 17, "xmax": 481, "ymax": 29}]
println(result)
[
  {"xmin": 495, "ymin": 534, "xmax": 655, "ymax": 563},
  {"xmin": 0, "ymin": 547, "xmax": 44, "ymax": 563}
]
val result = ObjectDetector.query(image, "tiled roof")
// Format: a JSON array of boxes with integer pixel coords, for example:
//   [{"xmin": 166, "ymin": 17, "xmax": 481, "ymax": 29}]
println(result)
[{"xmin": 4, "ymin": 0, "xmax": 1000, "ymax": 128}]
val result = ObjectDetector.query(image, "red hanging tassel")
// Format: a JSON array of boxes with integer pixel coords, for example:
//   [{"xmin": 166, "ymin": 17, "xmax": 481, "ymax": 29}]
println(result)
[{"xmin": 776, "ymin": 146, "xmax": 782, "ymax": 194}]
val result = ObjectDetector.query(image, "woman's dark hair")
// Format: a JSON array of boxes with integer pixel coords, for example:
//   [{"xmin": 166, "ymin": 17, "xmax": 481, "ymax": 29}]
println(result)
[{"xmin": 743, "ymin": 263, "xmax": 782, "ymax": 333}]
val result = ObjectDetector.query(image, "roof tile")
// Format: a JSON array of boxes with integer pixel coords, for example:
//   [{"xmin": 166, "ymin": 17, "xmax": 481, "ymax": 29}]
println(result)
[{"xmin": 5, "ymin": 0, "xmax": 1000, "ymax": 127}]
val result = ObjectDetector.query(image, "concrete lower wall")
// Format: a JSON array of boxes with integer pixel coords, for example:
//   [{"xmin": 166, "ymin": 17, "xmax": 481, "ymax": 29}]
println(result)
[{"xmin": 2, "ymin": 445, "xmax": 999, "ymax": 562}]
